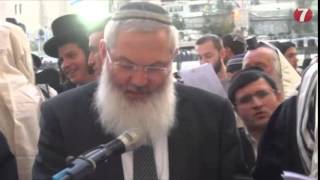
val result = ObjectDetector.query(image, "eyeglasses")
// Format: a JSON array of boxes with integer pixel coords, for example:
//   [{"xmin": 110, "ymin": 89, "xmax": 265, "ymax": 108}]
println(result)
[
  {"xmin": 106, "ymin": 50, "xmax": 171, "ymax": 77},
  {"xmin": 236, "ymin": 90, "xmax": 276, "ymax": 106}
]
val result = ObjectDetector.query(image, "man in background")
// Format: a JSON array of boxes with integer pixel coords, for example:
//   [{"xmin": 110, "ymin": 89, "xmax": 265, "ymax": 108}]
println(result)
[
  {"xmin": 88, "ymin": 19, "xmax": 109, "ymax": 78},
  {"xmin": 254, "ymin": 62, "xmax": 318, "ymax": 179},
  {"xmin": 273, "ymin": 41, "xmax": 299, "ymax": 71},
  {"xmin": 223, "ymin": 33, "xmax": 246, "ymax": 63},
  {"xmin": 228, "ymin": 69, "xmax": 283, "ymax": 173},
  {"xmin": 0, "ymin": 22, "xmax": 44, "ymax": 180},
  {"xmin": 43, "ymin": 14, "xmax": 96, "ymax": 89},
  {"xmin": 243, "ymin": 37, "xmax": 301, "ymax": 98},
  {"xmin": 195, "ymin": 34, "xmax": 227, "ymax": 81}
]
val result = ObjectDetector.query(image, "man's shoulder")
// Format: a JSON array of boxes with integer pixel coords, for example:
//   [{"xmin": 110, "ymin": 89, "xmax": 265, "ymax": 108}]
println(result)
[
  {"xmin": 43, "ymin": 81, "xmax": 97, "ymax": 107},
  {"xmin": 176, "ymin": 83, "xmax": 228, "ymax": 104}
]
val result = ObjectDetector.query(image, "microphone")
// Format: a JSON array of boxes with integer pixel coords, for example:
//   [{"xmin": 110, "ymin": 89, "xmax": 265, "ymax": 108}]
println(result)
[{"xmin": 52, "ymin": 130, "xmax": 142, "ymax": 180}]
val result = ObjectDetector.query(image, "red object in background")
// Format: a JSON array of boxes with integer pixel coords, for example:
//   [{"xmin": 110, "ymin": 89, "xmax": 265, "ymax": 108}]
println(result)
[{"xmin": 293, "ymin": 8, "xmax": 313, "ymax": 22}]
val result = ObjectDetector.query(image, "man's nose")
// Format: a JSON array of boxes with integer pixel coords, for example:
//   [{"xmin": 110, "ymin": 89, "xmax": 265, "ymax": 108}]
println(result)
[
  {"xmin": 251, "ymin": 96, "xmax": 263, "ymax": 109},
  {"xmin": 130, "ymin": 69, "xmax": 148, "ymax": 87},
  {"xmin": 61, "ymin": 59, "xmax": 71, "ymax": 71}
]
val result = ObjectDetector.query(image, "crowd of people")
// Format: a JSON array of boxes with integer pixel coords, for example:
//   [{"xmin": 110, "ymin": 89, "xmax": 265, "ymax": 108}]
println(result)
[{"xmin": 0, "ymin": 2, "xmax": 318, "ymax": 180}]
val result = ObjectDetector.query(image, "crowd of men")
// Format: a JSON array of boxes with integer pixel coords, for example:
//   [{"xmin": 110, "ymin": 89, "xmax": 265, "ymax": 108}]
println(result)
[{"xmin": 0, "ymin": 2, "xmax": 318, "ymax": 180}]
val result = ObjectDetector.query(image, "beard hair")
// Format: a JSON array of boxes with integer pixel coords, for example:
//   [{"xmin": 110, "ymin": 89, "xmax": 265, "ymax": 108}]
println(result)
[
  {"xmin": 214, "ymin": 57, "xmax": 222, "ymax": 73},
  {"xmin": 94, "ymin": 67, "xmax": 177, "ymax": 144}
]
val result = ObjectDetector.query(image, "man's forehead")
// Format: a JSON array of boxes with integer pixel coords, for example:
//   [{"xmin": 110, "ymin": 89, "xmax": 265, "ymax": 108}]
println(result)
[
  {"xmin": 245, "ymin": 47, "xmax": 277, "ymax": 62},
  {"xmin": 58, "ymin": 43, "xmax": 81, "ymax": 53},
  {"xmin": 253, "ymin": 47, "xmax": 276, "ymax": 57},
  {"xmin": 115, "ymin": 30, "xmax": 170, "ymax": 47},
  {"xmin": 236, "ymin": 78, "xmax": 273, "ymax": 95},
  {"xmin": 196, "ymin": 41, "xmax": 219, "ymax": 54}
]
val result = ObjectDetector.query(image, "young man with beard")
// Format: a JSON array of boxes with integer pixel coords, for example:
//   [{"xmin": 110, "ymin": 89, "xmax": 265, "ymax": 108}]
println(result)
[
  {"xmin": 195, "ymin": 34, "xmax": 227, "ymax": 81},
  {"xmin": 33, "ymin": 2, "xmax": 242, "ymax": 180},
  {"xmin": 228, "ymin": 69, "xmax": 283, "ymax": 174}
]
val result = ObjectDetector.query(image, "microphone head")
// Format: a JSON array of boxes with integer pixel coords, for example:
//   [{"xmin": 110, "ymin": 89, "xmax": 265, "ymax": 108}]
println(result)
[{"xmin": 118, "ymin": 129, "xmax": 143, "ymax": 152}]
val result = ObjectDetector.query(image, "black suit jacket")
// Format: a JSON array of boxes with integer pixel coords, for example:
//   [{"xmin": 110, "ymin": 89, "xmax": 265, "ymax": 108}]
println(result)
[
  {"xmin": 33, "ymin": 82, "xmax": 242, "ymax": 180},
  {"xmin": 0, "ymin": 132, "xmax": 18, "ymax": 180}
]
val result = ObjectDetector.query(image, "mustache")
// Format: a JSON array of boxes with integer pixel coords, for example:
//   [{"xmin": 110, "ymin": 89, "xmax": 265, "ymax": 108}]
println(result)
[{"xmin": 126, "ymin": 85, "xmax": 150, "ymax": 93}]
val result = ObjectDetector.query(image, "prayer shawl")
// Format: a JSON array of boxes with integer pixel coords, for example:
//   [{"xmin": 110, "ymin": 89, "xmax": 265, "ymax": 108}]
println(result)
[
  {"xmin": 296, "ymin": 62, "xmax": 318, "ymax": 177},
  {"xmin": 0, "ymin": 22, "xmax": 43, "ymax": 180},
  {"xmin": 262, "ymin": 41, "xmax": 301, "ymax": 99}
]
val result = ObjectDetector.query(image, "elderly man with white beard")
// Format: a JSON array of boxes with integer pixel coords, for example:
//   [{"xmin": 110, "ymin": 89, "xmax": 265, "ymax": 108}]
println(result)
[{"xmin": 33, "ymin": 2, "xmax": 243, "ymax": 180}]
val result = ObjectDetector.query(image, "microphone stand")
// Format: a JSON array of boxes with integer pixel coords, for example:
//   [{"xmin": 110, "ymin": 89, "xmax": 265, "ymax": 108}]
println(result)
[
  {"xmin": 52, "ymin": 130, "xmax": 140, "ymax": 180},
  {"xmin": 52, "ymin": 140, "xmax": 124, "ymax": 180}
]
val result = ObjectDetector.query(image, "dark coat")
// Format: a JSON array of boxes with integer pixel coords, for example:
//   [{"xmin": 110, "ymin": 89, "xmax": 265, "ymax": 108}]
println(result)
[
  {"xmin": 238, "ymin": 127, "xmax": 256, "ymax": 175},
  {"xmin": 33, "ymin": 82, "xmax": 242, "ymax": 180},
  {"xmin": 253, "ymin": 96, "xmax": 305, "ymax": 180},
  {"xmin": 0, "ymin": 132, "xmax": 19, "ymax": 180}
]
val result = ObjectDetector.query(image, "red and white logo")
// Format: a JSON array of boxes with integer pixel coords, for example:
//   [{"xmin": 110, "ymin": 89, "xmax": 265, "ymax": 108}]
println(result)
[{"xmin": 293, "ymin": 8, "xmax": 313, "ymax": 22}]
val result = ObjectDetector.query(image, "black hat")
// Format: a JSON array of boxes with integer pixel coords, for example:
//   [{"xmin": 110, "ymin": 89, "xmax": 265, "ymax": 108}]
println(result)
[
  {"xmin": 44, "ymin": 14, "xmax": 88, "ymax": 58},
  {"xmin": 223, "ymin": 33, "xmax": 245, "ymax": 55},
  {"xmin": 227, "ymin": 53, "xmax": 245, "ymax": 73}
]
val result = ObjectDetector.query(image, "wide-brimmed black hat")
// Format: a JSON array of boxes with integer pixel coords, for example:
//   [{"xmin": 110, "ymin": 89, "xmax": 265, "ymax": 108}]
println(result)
[{"xmin": 44, "ymin": 14, "xmax": 88, "ymax": 58}]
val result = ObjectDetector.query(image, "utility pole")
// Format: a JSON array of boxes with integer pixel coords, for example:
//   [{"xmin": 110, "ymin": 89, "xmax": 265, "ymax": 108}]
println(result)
[{"xmin": 234, "ymin": 0, "xmax": 250, "ymax": 37}]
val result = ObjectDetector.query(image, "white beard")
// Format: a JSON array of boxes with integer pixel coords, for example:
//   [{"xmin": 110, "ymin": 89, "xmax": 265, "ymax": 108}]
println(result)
[{"xmin": 94, "ymin": 68, "xmax": 176, "ymax": 145}]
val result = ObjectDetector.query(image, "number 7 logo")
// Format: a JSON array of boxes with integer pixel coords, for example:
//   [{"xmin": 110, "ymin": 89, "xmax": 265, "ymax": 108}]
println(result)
[{"xmin": 294, "ymin": 8, "xmax": 313, "ymax": 22}]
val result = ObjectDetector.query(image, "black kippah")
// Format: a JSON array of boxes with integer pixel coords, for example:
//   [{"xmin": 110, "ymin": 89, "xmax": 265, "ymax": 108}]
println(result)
[{"xmin": 112, "ymin": 2, "xmax": 172, "ymax": 25}]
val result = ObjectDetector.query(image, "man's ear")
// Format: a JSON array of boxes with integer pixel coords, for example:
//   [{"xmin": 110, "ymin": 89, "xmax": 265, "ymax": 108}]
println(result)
[
  {"xmin": 99, "ymin": 39, "xmax": 107, "ymax": 60},
  {"xmin": 219, "ymin": 48, "xmax": 226, "ymax": 61},
  {"xmin": 233, "ymin": 104, "xmax": 239, "ymax": 113},
  {"xmin": 275, "ymin": 90, "xmax": 284, "ymax": 102},
  {"xmin": 172, "ymin": 48, "xmax": 179, "ymax": 60}
]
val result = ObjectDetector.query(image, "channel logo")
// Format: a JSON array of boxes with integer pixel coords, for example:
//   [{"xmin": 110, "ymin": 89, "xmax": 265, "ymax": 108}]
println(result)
[{"xmin": 293, "ymin": 8, "xmax": 313, "ymax": 22}]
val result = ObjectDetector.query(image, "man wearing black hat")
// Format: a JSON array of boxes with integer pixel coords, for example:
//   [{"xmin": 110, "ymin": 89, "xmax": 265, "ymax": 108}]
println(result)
[
  {"xmin": 43, "ymin": 14, "xmax": 96, "ymax": 88},
  {"xmin": 223, "ymin": 33, "xmax": 246, "ymax": 64},
  {"xmin": 33, "ymin": 2, "xmax": 242, "ymax": 180}
]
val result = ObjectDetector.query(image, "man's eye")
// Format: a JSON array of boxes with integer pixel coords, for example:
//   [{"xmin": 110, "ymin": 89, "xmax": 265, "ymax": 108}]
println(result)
[
  {"xmin": 205, "ymin": 55, "xmax": 213, "ymax": 59},
  {"xmin": 255, "ymin": 91, "xmax": 269, "ymax": 98},
  {"xmin": 67, "ymin": 53, "xmax": 77, "ymax": 59},
  {"xmin": 119, "ymin": 63, "xmax": 134, "ymax": 70},
  {"xmin": 239, "ymin": 95, "xmax": 252, "ymax": 104},
  {"xmin": 147, "ymin": 66, "xmax": 163, "ymax": 72}
]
